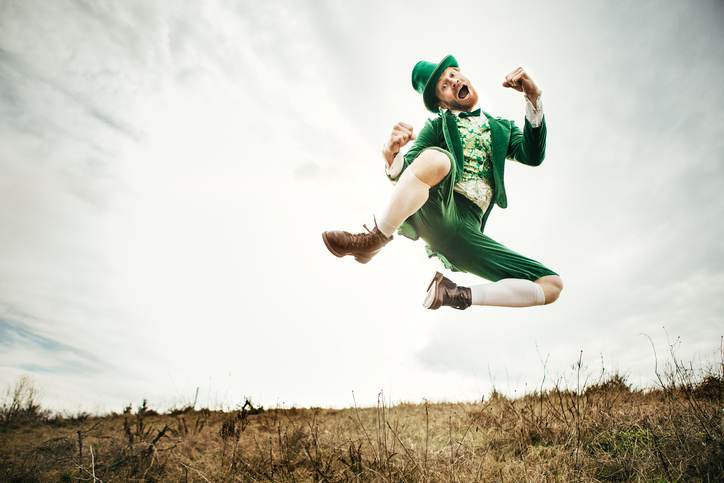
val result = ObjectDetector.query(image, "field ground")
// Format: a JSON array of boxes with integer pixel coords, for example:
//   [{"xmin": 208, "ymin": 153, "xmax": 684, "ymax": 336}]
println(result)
[{"xmin": 1, "ymin": 350, "xmax": 722, "ymax": 482}]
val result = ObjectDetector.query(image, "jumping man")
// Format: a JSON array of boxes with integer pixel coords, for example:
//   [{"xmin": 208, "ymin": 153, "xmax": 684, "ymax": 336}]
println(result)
[{"xmin": 322, "ymin": 55, "xmax": 563, "ymax": 310}]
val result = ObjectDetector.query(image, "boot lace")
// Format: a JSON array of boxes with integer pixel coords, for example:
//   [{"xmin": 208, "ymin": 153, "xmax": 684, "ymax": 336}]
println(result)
[
  {"xmin": 445, "ymin": 286, "xmax": 471, "ymax": 310},
  {"xmin": 348, "ymin": 215, "xmax": 388, "ymax": 249}
]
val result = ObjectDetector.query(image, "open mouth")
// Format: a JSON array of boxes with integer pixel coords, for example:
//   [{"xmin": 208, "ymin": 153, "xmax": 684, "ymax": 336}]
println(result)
[{"xmin": 457, "ymin": 85, "xmax": 470, "ymax": 100}]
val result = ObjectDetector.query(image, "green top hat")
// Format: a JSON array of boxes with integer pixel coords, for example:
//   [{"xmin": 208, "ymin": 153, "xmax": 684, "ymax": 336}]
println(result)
[{"xmin": 411, "ymin": 54, "xmax": 459, "ymax": 113}]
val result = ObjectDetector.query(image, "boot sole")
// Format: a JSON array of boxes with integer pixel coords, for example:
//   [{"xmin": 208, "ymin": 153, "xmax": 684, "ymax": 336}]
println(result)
[
  {"xmin": 423, "ymin": 272, "xmax": 444, "ymax": 309},
  {"xmin": 322, "ymin": 232, "xmax": 375, "ymax": 264}
]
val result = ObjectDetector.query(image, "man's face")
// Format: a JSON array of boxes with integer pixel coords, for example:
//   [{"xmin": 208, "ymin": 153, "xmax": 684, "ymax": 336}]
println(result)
[{"xmin": 435, "ymin": 66, "xmax": 478, "ymax": 112}]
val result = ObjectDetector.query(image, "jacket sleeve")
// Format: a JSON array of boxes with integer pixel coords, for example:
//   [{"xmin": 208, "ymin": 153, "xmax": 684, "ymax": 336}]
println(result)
[
  {"xmin": 505, "ymin": 115, "xmax": 547, "ymax": 167},
  {"xmin": 385, "ymin": 118, "xmax": 440, "ymax": 183}
]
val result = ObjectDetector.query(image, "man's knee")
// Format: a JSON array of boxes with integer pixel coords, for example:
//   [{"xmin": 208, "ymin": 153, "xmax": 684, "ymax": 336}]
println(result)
[
  {"xmin": 411, "ymin": 149, "xmax": 451, "ymax": 186},
  {"xmin": 536, "ymin": 275, "xmax": 564, "ymax": 304}
]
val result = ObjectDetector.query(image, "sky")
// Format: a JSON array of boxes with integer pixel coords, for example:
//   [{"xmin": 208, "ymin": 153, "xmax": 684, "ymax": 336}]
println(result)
[{"xmin": 0, "ymin": 0, "xmax": 722, "ymax": 413}]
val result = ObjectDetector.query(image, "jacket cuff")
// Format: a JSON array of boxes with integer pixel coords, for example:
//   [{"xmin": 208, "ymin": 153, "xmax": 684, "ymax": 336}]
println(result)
[
  {"xmin": 524, "ymin": 91, "xmax": 544, "ymax": 128},
  {"xmin": 385, "ymin": 150, "xmax": 404, "ymax": 179}
]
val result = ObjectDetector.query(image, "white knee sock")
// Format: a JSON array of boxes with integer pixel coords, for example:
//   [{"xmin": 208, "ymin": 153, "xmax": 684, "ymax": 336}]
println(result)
[
  {"xmin": 377, "ymin": 167, "xmax": 431, "ymax": 237},
  {"xmin": 470, "ymin": 278, "xmax": 546, "ymax": 307}
]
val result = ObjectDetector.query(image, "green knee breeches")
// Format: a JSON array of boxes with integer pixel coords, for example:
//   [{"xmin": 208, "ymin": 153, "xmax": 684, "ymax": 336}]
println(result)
[{"xmin": 406, "ymin": 147, "xmax": 558, "ymax": 282}]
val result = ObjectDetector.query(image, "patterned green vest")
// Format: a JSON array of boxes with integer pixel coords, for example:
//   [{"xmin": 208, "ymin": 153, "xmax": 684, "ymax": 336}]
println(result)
[{"xmin": 451, "ymin": 112, "xmax": 495, "ymax": 212}]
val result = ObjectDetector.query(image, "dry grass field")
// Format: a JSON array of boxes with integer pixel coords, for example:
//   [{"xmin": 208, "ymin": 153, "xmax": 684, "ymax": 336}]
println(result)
[{"xmin": 1, "ymin": 346, "xmax": 721, "ymax": 482}]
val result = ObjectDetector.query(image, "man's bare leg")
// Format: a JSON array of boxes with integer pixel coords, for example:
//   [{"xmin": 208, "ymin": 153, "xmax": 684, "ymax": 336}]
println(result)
[
  {"xmin": 322, "ymin": 149, "xmax": 452, "ymax": 263},
  {"xmin": 534, "ymin": 275, "xmax": 564, "ymax": 305},
  {"xmin": 408, "ymin": 149, "xmax": 451, "ymax": 186},
  {"xmin": 377, "ymin": 149, "xmax": 451, "ymax": 237}
]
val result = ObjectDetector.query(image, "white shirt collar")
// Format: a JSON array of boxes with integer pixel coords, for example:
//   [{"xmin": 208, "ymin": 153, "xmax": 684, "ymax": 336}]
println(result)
[{"xmin": 440, "ymin": 106, "xmax": 483, "ymax": 119}]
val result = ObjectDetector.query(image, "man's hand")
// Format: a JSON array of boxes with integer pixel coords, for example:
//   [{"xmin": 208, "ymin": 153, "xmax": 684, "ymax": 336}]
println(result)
[
  {"xmin": 383, "ymin": 122, "xmax": 415, "ymax": 167},
  {"xmin": 502, "ymin": 67, "xmax": 541, "ymax": 104}
]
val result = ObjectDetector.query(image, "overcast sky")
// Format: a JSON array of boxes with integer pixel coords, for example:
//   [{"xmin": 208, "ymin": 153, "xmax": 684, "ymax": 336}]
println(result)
[{"xmin": 1, "ymin": 0, "xmax": 722, "ymax": 413}]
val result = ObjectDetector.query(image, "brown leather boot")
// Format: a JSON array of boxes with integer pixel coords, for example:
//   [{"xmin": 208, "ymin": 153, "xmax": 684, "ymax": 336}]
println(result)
[
  {"xmin": 422, "ymin": 271, "xmax": 472, "ymax": 310},
  {"xmin": 322, "ymin": 215, "xmax": 393, "ymax": 264}
]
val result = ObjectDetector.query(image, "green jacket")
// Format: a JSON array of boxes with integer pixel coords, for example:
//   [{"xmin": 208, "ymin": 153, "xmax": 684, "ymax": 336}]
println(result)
[{"xmin": 386, "ymin": 110, "xmax": 547, "ymax": 240}]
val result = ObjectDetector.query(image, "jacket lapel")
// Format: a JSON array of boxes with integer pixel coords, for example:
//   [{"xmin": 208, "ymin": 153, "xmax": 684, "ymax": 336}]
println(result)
[{"xmin": 441, "ymin": 110, "xmax": 466, "ymax": 178}]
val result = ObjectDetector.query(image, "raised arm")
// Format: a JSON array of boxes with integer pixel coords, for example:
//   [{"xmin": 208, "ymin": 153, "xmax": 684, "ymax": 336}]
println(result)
[{"xmin": 501, "ymin": 67, "xmax": 547, "ymax": 167}]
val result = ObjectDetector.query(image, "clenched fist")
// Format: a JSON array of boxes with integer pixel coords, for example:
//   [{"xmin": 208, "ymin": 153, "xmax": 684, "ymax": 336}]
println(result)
[
  {"xmin": 502, "ymin": 67, "xmax": 541, "ymax": 104},
  {"xmin": 382, "ymin": 122, "xmax": 416, "ymax": 166}
]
